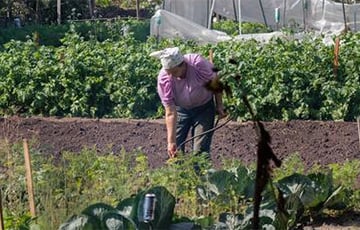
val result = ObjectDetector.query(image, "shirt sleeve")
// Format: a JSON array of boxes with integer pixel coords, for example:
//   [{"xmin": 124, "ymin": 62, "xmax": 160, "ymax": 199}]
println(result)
[
  {"xmin": 192, "ymin": 54, "xmax": 216, "ymax": 81},
  {"xmin": 157, "ymin": 71, "xmax": 174, "ymax": 107}
]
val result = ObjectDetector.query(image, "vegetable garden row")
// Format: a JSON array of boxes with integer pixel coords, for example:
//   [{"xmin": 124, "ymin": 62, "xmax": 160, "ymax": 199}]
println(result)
[{"xmin": 0, "ymin": 21, "xmax": 359, "ymax": 121}]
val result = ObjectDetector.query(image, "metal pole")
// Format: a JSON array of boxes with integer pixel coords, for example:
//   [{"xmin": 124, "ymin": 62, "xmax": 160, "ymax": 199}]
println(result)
[
  {"xmin": 238, "ymin": 0, "xmax": 242, "ymax": 35},
  {"xmin": 354, "ymin": 5, "xmax": 357, "ymax": 31},
  {"xmin": 342, "ymin": 0, "xmax": 348, "ymax": 32},
  {"xmin": 258, "ymin": 0, "xmax": 268, "ymax": 27},
  {"xmin": 302, "ymin": 0, "xmax": 307, "ymax": 30},
  {"xmin": 208, "ymin": 0, "xmax": 216, "ymax": 29},
  {"xmin": 232, "ymin": 0, "xmax": 238, "ymax": 21},
  {"xmin": 320, "ymin": 0, "xmax": 326, "ymax": 33},
  {"xmin": 283, "ymin": 0, "xmax": 287, "ymax": 27}
]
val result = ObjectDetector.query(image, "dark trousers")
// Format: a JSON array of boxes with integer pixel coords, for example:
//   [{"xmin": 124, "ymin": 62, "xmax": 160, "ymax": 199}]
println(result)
[{"xmin": 176, "ymin": 99, "xmax": 215, "ymax": 155}]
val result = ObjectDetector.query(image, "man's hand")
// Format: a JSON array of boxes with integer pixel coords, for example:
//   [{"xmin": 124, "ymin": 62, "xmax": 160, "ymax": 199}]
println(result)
[{"xmin": 167, "ymin": 142, "xmax": 177, "ymax": 158}]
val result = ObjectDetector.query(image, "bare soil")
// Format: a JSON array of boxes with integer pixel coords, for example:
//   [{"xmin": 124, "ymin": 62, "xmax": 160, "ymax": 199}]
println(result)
[
  {"xmin": 1, "ymin": 116, "xmax": 359, "ymax": 170},
  {"xmin": 1, "ymin": 116, "xmax": 360, "ymax": 229}
]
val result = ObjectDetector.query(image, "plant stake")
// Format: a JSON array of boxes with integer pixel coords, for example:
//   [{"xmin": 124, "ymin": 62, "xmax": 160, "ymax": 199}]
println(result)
[
  {"xmin": 357, "ymin": 117, "xmax": 360, "ymax": 151},
  {"xmin": 0, "ymin": 189, "xmax": 4, "ymax": 230},
  {"xmin": 23, "ymin": 139, "xmax": 36, "ymax": 217}
]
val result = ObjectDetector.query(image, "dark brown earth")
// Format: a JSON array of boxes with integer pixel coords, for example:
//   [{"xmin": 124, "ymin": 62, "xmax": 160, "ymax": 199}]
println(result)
[
  {"xmin": 1, "ymin": 116, "xmax": 359, "ymax": 170},
  {"xmin": 1, "ymin": 116, "xmax": 360, "ymax": 229}
]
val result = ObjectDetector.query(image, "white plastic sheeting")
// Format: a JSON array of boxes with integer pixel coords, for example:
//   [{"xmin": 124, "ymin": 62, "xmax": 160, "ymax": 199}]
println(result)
[
  {"xmin": 161, "ymin": 0, "xmax": 360, "ymax": 33},
  {"xmin": 150, "ymin": 9, "xmax": 231, "ymax": 44},
  {"xmin": 163, "ymin": 0, "xmax": 212, "ymax": 28},
  {"xmin": 150, "ymin": 9, "xmax": 341, "ymax": 45},
  {"xmin": 151, "ymin": 0, "xmax": 359, "ymax": 44}
]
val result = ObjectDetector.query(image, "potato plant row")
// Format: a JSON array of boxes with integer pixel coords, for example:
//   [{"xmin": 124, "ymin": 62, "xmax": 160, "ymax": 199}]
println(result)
[{"xmin": 0, "ymin": 28, "xmax": 359, "ymax": 121}]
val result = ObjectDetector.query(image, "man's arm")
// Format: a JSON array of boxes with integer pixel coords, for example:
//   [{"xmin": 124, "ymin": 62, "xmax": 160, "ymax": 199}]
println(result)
[{"xmin": 165, "ymin": 105, "xmax": 177, "ymax": 158}]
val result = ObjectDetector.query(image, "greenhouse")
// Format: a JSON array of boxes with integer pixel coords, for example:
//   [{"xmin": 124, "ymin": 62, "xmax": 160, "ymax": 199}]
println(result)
[{"xmin": 151, "ymin": 0, "xmax": 360, "ymax": 43}]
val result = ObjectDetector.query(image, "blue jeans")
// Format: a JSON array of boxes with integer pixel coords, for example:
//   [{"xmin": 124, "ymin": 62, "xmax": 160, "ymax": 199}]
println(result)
[{"xmin": 176, "ymin": 99, "xmax": 215, "ymax": 155}]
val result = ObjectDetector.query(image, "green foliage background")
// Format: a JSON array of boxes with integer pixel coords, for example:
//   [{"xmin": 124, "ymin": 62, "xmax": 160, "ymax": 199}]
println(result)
[{"xmin": 0, "ymin": 21, "xmax": 359, "ymax": 121}]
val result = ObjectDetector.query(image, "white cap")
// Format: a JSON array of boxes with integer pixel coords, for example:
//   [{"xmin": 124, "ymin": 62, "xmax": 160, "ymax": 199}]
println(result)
[{"xmin": 150, "ymin": 47, "xmax": 184, "ymax": 69}]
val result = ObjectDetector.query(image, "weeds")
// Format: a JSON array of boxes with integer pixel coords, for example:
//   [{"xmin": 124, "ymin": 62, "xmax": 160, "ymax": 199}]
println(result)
[{"xmin": 0, "ymin": 140, "xmax": 359, "ymax": 229}]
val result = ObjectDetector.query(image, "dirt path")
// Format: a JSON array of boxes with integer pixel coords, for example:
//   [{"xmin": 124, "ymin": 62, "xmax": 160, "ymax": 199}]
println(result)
[{"xmin": 1, "ymin": 116, "xmax": 359, "ymax": 170}]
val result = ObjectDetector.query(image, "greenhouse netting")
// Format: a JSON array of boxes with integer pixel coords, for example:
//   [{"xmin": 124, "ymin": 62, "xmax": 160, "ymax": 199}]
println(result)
[{"xmin": 151, "ymin": 0, "xmax": 359, "ymax": 44}]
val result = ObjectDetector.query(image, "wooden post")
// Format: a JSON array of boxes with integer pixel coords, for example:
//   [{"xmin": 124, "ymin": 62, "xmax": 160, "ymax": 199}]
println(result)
[
  {"xmin": 333, "ymin": 37, "xmax": 340, "ymax": 77},
  {"xmin": 23, "ymin": 139, "xmax": 36, "ymax": 217},
  {"xmin": 36, "ymin": 0, "xmax": 40, "ymax": 23},
  {"xmin": 57, "ymin": 0, "xmax": 61, "ymax": 24},
  {"xmin": 357, "ymin": 117, "xmax": 360, "ymax": 151},
  {"xmin": 0, "ymin": 189, "xmax": 4, "ymax": 230},
  {"xmin": 136, "ymin": 0, "xmax": 140, "ymax": 19},
  {"xmin": 88, "ymin": 0, "xmax": 93, "ymax": 18},
  {"xmin": 6, "ymin": 0, "xmax": 13, "ymax": 27}
]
